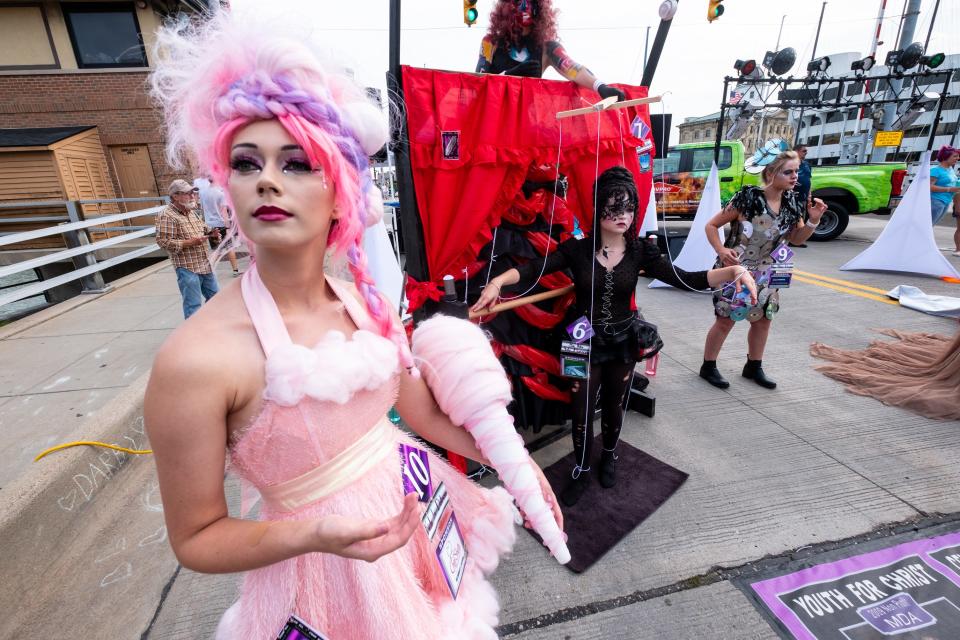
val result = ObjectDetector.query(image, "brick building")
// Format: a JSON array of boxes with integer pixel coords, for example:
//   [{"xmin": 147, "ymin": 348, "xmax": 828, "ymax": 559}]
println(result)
[
  {"xmin": 0, "ymin": 0, "xmax": 210, "ymax": 204},
  {"xmin": 677, "ymin": 109, "xmax": 794, "ymax": 155}
]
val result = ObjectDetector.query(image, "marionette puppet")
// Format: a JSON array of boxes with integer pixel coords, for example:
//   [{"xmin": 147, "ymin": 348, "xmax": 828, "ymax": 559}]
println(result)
[
  {"xmin": 476, "ymin": 0, "xmax": 625, "ymax": 101},
  {"xmin": 473, "ymin": 166, "xmax": 757, "ymax": 506},
  {"xmin": 470, "ymin": 0, "xmax": 632, "ymax": 433},
  {"xmin": 144, "ymin": 9, "xmax": 567, "ymax": 639}
]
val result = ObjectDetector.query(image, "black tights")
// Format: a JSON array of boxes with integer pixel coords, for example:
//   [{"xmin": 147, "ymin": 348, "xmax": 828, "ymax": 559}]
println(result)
[{"xmin": 569, "ymin": 359, "xmax": 635, "ymax": 477}]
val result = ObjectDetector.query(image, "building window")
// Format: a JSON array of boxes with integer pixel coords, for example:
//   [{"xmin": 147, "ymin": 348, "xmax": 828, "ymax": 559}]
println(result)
[{"xmin": 63, "ymin": 2, "xmax": 147, "ymax": 68}]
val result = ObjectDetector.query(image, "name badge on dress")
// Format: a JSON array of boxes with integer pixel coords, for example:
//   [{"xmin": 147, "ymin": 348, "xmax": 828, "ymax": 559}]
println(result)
[
  {"xmin": 768, "ymin": 243, "xmax": 794, "ymax": 289},
  {"xmin": 560, "ymin": 340, "xmax": 590, "ymax": 379},
  {"xmin": 398, "ymin": 445, "xmax": 469, "ymax": 600},
  {"xmin": 276, "ymin": 614, "xmax": 330, "ymax": 640},
  {"xmin": 421, "ymin": 482, "xmax": 450, "ymax": 540},
  {"xmin": 566, "ymin": 316, "xmax": 594, "ymax": 343},
  {"xmin": 399, "ymin": 444, "xmax": 433, "ymax": 502},
  {"xmin": 436, "ymin": 513, "xmax": 468, "ymax": 599}
]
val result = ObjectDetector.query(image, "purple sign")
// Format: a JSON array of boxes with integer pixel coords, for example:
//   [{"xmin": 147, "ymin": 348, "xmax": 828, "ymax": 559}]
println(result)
[
  {"xmin": 399, "ymin": 443, "xmax": 433, "ymax": 503},
  {"xmin": 749, "ymin": 531, "xmax": 960, "ymax": 639},
  {"xmin": 857, "ymin": 593, "xmax": 936, "ymax": 634},
  {"xmin": 769, "ymin": 270, "xmax": 794, "ymax": 289},
  {"xmin": 772, "ymin": 243, "xmax": 795, "ymax": 264},
  {"xmin": 566, "ymin": 316, "xmax": 594, "ymax": 344}
]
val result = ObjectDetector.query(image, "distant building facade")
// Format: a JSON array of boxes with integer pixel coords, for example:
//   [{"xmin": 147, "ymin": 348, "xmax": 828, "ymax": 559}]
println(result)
[
  {"xmin": 789, "ymin": 51, "xmax": 959, "ymax": 165},
  {"xmin": 677, "ymin": 109, "xmax": 794, "ymax": 156}
]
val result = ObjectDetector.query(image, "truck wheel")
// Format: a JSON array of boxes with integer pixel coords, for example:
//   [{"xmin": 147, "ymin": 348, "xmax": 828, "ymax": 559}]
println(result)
[{"xmin": 810, "ymin": 201, "xmax": 849, "ymax": 242}]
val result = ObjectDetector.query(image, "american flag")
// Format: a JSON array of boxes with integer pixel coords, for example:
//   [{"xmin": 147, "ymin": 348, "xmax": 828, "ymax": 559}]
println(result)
[{"xmin": 729, "ymin": 90, "xmax": 744, "ymax": 105}]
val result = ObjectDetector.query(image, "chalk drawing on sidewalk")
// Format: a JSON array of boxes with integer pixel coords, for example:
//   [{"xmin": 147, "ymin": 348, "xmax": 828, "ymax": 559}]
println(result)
[
  {"xmin": 57, "ymin": 489, "xmax": 79, "ymax": 512},
  {"xmin": 95, "ymin": 537, "xmax": 127, "ymax": 564},
  {"xmin": 100, "ymin": 562, "xmax": 132, "ymax": 587},
  {"xmin": 141, "ymin": 480, "xmax": 163, "ymax": 513},
  {"xmin": 55, "ymin": 417, "xmax": 148, "ymax": 512},
  {"xmin": 41, "ymin": 376, "xmax": 70, "ymax": 391},
  {"xmin": 138, "ymin": 525, "xmax": 167, "ymax": 547}
]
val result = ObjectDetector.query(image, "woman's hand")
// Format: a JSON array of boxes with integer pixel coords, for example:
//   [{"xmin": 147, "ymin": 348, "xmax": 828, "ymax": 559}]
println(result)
[
  {"xmin": 470, "ymin": 282, "xmax": 501, "ymax": 314},
  {"xmin": 313, "ymin": 492, "xmax": 421, "ymax": 562},
  {"xmin": 717, "ymin": 247, "xmax": 740, "ymax": 266},
  {"xmin": 807, "ymin": 197, "xmax": 827, "ymax": 223},
  {"xmin": 521, "ymin": 461, "xmax": 564, "ymax": 535},
  {"xmin": 733, "ymin": 267, "xmax": 758, "ymax": 306}
]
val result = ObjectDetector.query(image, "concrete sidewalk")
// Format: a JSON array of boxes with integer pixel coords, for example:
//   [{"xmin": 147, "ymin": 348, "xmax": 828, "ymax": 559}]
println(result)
[
  {"xmin": 1, "ymin": 216, "xmax": 958, "ymax": 638},
  {"xmin": 0, "ymin": 260, "xmax": 240, "ymax": 639}
]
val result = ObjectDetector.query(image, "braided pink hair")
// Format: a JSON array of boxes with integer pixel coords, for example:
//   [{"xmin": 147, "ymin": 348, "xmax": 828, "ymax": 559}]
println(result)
[{"xmin": 151, "ymin": 10, "xmax": 413, "ymax": 372}]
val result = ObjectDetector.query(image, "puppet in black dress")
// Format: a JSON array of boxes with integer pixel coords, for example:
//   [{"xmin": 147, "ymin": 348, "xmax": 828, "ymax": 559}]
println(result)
[
  {"xmin": 474, "ymin": 167, "xmax": 758, "ymax": 506},
  {"xmin": 472, "ymin": 0, "xmax": 625, "ymax": 432},
  {"xmin": 700, "ymin": 150, "xmax": 827, "ymax": 390}
]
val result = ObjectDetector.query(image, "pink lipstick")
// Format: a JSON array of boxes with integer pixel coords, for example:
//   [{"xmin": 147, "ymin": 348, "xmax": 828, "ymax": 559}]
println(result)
[{"xmin": 253, "ymin": 205, "xmax": 292, "ymax": 222}]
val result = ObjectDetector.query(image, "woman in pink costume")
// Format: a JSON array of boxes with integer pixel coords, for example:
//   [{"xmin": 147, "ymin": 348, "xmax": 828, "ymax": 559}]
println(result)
[{"xmin": 144, "ymin": 9, "xmax": 562, "ymax": 639}]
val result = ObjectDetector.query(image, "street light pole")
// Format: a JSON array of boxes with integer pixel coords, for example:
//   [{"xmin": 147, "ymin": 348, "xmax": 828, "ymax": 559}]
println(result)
[
  {"xmin": 386, "ymin": 0, "xmax": 430, "ymax": 290},
  {"xmin": 793, "ymin": 2, "xmax": 827, "ymax": 147},
  {"xmin": 870, "ymin": 0, "xmax": 922, "ymax": 162},
  {"xmin": 640, "ymin": 1, "xmax": 679, "ymax": 88}
]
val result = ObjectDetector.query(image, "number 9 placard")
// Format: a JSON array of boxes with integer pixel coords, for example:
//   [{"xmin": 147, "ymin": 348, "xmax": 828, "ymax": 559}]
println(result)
[{"xmin": 771, "ymin": 243, "xmax": 795, "ymax": 264}]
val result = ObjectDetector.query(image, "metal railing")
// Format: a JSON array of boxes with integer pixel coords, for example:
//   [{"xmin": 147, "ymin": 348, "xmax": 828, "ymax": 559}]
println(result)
[{"xmin": 0, "ymin": 197, "xmax": 168, "ymax": 308}]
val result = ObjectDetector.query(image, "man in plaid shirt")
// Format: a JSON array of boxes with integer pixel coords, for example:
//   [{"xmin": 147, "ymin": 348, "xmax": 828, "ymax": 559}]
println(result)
[{"xmin": 156, "ymin": 179, "xmax": 220, "ymax": 319}]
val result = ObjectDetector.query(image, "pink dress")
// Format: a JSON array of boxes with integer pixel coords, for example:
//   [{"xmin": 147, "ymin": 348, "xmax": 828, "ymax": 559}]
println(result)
[{"xmin": 216, "ymin": 266, "xmax": 518, "ymax": 639}]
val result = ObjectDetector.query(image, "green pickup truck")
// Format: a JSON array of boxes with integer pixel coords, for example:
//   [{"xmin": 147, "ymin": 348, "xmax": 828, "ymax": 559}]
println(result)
[{"xmin": 652, "ymin": 141, "xmax": 907, "ymax": 241}]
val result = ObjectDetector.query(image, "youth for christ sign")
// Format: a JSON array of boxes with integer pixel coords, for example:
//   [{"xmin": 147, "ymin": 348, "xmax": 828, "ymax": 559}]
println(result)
[{"xmin": 743, "ymin": 531, "xmax": 960, "ymax": 639}]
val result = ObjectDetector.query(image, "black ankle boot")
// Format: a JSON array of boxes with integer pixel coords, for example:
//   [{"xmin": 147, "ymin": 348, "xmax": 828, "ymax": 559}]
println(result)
[
  {"xmin": 742, "ymin": 359, "xmax": 777, "ymax": 389},
  {"xmin": 699, "ymin": 360, "xmax": 730, "ymax": 389},
  {"xmin": 561, "ymin": 471, "xmax": 590, "ymax": 507},
  {"xmin": 599, "ymin": 449, "xmax": 617, "ymax": 488}
]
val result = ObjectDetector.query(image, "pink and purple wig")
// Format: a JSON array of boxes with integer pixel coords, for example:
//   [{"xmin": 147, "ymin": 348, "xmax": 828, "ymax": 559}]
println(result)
[{"xmin": 150, "ymin": 10, "xmax": 411, "ymax": 370}]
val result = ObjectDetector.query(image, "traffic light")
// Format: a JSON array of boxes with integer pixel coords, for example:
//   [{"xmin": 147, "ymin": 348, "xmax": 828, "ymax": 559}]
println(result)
[
  {"xmin": 734, "ymin": 59, "xmax": 757, "ymax": 77},
  {"xmin": 464, "ymin": 0, "xmax": 478, "ymax": 26},
  {"xmin": 707, "ymin": 0, "xmax": 724, "ymax": 23},
  {"xmin": 920, "ymin": 52, "xmax": 946, "ymax": 69}
]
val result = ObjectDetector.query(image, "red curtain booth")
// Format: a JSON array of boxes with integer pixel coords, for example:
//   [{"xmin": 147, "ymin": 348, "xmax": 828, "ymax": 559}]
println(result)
[{"xmin": 401, "ymin": 67, "xmax": 655, "ymax": 290}]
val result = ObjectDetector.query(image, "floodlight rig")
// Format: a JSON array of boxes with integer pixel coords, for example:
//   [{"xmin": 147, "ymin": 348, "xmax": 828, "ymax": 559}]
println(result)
[{"xmin": 710, "ymin": 67, "xmax": 954, "ymax": 162}]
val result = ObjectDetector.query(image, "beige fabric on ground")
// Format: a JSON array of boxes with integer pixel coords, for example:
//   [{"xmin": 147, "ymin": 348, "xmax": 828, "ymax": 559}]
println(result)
[{"xmin": 810, "ymin": 328, "xmax": 960, "ymax": 421}]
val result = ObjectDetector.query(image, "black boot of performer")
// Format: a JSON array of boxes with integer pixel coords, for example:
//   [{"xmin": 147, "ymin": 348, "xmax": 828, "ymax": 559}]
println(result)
[
  {"xmin": 561, "ymin": 470, "xmax": 591, "ymax": 507},
  {"xmin": 599, "ymin": 448, "xmax": 617, "ymax": 488},
  {"xmin": 699, "ymin": 359, "xmax": 730, "ymax": 389},
  {"xmin": 742, "ymin": 358, "xmax": 777, "ymax": 389}
]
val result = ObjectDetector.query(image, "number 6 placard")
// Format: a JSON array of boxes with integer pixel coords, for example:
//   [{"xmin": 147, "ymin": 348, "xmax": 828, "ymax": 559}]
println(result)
[{"xmin": 566, "ymin": 316, "xmax": 594, "ymax": 344}]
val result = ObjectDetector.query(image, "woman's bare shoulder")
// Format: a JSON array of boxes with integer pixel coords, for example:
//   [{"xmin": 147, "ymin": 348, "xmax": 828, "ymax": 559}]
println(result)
[{"xmin": 151, "ymin": 282, "xmax": 259, "ymax": 385}]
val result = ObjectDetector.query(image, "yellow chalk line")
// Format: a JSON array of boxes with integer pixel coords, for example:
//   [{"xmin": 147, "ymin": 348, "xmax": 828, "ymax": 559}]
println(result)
[
  {"xmin": 792, "ymin": 275, "xmax": 898, "ymax": 305},
  {"xmin": 794, "ymin": 270, "xmax": 890, "ymax": 294}
]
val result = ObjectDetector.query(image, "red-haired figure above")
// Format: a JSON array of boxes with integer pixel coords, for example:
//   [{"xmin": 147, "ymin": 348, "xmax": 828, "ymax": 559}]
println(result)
[
  {"xmin": 145, "ymin": 8, "xmax": 563, "ymax": 639},
  {"xmin": 477, "ymin": 0, "xmax": 625, "ymax": 101}
]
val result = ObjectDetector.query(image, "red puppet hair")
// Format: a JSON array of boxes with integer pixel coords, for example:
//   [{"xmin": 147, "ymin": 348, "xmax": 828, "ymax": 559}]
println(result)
[{"xmin": 486, "ymin": 0, "xmax": 558, "ymax": 48}]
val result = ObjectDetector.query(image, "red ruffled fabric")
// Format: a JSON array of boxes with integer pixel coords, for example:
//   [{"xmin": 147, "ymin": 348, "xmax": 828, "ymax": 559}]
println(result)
[{"xmin": 402, "ymin": 67, "xmax": 654, "ymax": 282}]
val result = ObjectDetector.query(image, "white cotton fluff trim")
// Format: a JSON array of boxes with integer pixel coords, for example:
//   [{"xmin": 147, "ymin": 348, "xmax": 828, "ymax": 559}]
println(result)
[
  {"xmin": 263, "ymin": 330, "xmax": 398, "ymax": 406},
  {"xmin": 341, "ymin": 100, "xmax": 389, "ymax": 157},
  {"xmin": 411, "ymin": 315, "xmax": 571, "ymax": 565}
]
